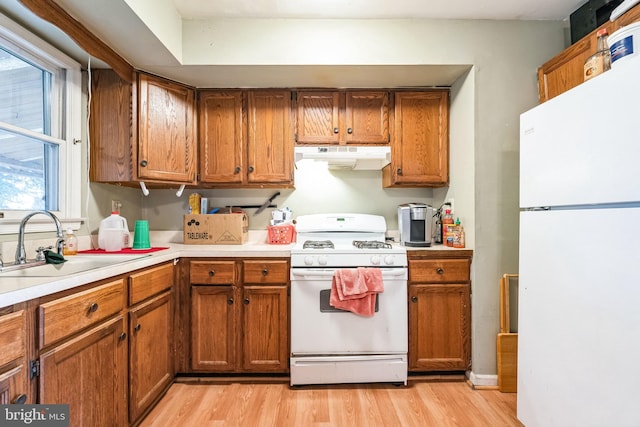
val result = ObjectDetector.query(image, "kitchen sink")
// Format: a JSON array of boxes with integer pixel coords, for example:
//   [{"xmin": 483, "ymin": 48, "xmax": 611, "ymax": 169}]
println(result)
[{"xmin": 0, "ymin": 254, "xmax": 150, "ymax": 277}]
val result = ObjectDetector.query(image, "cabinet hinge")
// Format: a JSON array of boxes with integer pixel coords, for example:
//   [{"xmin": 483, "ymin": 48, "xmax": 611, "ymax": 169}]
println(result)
[
  {"xmin": 30, "ymin": 360, "xmax": 40, "ymax": 379},
  {"xmin": 291, "ymin": 91, "xmax": 297, "ymax": 101},
  {"xmin": 294, "ymin": 133, "xmax": 298, "ymax": 143},
  {"xmin": 388, "ymin": 133, "xmax": 391, "ymax": 143},
  {"xmin": 196, "ymin": 173, "xmax": 201, "ymax": 181}
]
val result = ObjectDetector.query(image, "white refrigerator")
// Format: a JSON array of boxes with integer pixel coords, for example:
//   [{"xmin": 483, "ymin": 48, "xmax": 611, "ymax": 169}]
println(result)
[{"xmin": 518, "ymin": 56, "xmax": 640, "ymax": 427}]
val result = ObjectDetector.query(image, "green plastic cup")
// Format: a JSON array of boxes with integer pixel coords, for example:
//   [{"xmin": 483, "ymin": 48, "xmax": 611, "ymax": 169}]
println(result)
[{"xmin": 132, "ymin": 220, "xmax": 151, "ymax": 249}]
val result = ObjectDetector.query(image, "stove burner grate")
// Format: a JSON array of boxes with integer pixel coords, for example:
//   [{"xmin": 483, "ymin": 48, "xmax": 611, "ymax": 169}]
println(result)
[
  {"xmin": 352, "ymin": 240, "xmax": 392, "ymax": 249},
  {"xmin": 303, "ymin": 240, "xmax": 335, "ymax": 249}
]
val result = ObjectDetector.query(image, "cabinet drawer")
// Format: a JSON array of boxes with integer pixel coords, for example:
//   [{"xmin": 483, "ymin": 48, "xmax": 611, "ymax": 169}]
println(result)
[
  {"xmin": 409, "ymin": 259, "xmax": 470, "ymax": 283},
  {"xmin": 0, "ymin": 310, "xmax": 25, "ymax": 366},
  {"xmin": 243, "ymin": 260, "xmax": 288, "ymax": 284},
  {"xmin": 39, "ymin": 280, "xmax": 125, "ymax": 348},
  {"xmin": 190, "ymin": 261, "xmax": 236, "ymax": 285},
  {"xmin": 129, "ymin": 262, "xmax": 174, "ymax": 305}
]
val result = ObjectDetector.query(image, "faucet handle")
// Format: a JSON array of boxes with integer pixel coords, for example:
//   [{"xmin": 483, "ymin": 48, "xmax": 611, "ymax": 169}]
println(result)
[{"xmin": 35, "ymin": 246, "xmax": 54, "ymax": 261}]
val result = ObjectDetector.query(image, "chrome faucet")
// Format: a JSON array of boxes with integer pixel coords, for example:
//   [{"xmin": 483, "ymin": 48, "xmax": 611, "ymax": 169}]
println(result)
[{"xmin": 15, "ymin": 210, "xmax": 65, "ymax": 264}]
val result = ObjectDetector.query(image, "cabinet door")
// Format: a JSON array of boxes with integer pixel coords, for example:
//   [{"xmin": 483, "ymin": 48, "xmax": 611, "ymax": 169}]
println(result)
[
  {"xmin": 296, "ymin": 91, "xmax": 341, "ymax": 144},
  {"xmin": 129, "ymin": 291, "xmax": 173, "ymax": 423},
  {"xmin": 0, "ymin": 310, "xmax": 28, "ymax": 405},
  {"xmin": 384, "ymin": 91, "xmax": 449, "ymax": 187},
  {"xmin": 408, "ymin": 284, "xmax": 470, "ymax": 371},
  {"xmin": 199, "ymin": 91, "xmax": 245, "ymax": 184},
  {"xmin": 241, "ymin": 285, "xmax": 289, "ymax": 372},
  {"xmin": 191, "ymin": 286, "xmax": 238, "ymax": 371},
  {"xmin": 39, "ymin": 316, "xmax": 128, "ymax": 427},
  {"xmin": 247, "ymin": 90, "xmax": 294, "ymax": 184},
  {"xmin": 537, "ymin": 37, "xmax": 595, "ymax": 103},
  {"xmin": 0, "ymin": 365, "xmax": 28, "ymax": 405},
  {"xmin": 345, "ymin": 91, "xmax": 389, "ymax": 144},
  {"xmin": 89, "ymin": 69, "xmax": 135, "ymax": 183},
  {"xmin": 138, "ymin": 73, "xmax": 197, "ymax": 183},
  {"xmin": 537, "ymin": 21, "xmax": 616, "ymax": 103}
]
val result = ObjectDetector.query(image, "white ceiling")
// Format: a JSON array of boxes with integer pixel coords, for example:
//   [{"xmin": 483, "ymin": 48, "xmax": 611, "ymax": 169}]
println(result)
[
  {"xmin": 0, "ymin": 0, "xmax": 587, "ymax": 88},
  {"xmin": 172, "ymin": 0, "xmax": 585, "ymax": 21}
]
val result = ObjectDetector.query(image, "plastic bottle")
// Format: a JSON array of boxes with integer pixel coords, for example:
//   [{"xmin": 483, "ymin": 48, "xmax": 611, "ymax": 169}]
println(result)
[
  {"xmin": 442, "ymin": 209, "xmax": 454, "ymax": 246},
  {"xmin": 63, "ymin": 229, "xmax": 78, "ymax": 255},
  {"xmin": 98, "ymin": 212, "xmax": 130, "ymax": 252},
  {"xmin": 584, "ymin": 28, "xmax": 611, "ymax": 81},
  {"xmin": 453, "ymin": 226, "xmax": 466, "ymax": 248}
]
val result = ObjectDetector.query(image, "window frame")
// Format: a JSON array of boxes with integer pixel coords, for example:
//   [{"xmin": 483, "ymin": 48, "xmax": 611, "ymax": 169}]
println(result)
[{"xmin": 0, "ymin": 12, "xmax": 82, "ymax": 234}]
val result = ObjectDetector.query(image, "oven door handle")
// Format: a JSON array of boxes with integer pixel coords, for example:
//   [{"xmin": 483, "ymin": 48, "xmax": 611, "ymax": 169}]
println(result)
[{"xmin": 291, "ymin": 268, "xmax": 407, "ymax": 280}]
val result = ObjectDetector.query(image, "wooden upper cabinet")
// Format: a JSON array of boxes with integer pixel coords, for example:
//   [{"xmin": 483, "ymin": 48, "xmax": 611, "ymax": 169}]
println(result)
[
  {"xmin": 198, "ymin": 90, "xmax": 245, "ymax": 184},
  {"xmin": 537, "ymin": 25, "xmax": 609, "ymax": 103},
  {"xmin": 615, "ymin": 4, "xmax": 640, "ymax": 26},
  {"xmin": 538, "ymin": 3, "xmax": 640, "ymax": 103},
  {"xmin": 383, "ymin": 90, "xmax": 449, "ymax": 187},
  {"xmin": 295, "ymin": 90, "xmax": 389, "ymax": 145},
  {"xmin": 137, "ymin": 73, "xmax": 197, "ymax": 183},
  {"xmin": 247, "ymin": 90, "xmax": 294, "ymax": 185},
  {"xmin": 345, "ymin": 91, "xmax": 390, "ymax": 144},
  {"xmin": 89, "ymin": 69, "xmax": 197, "ymax": 185}
]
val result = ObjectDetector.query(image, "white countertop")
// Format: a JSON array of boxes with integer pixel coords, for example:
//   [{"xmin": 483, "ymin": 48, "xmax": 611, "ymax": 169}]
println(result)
[
  {"xmin": 0, "ymin": 230, "xmax": 469, "ymax": 307},
  {"xmin": 0, "ymin": 236, "xmax": 294, "ymax": 307}
]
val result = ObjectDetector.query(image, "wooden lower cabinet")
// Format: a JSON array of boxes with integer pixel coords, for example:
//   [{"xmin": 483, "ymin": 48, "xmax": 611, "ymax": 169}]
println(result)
[
  {"xmin": 31, "ymin": 262, "xmax": 175, "ymax": 426},
  {"xmin": 408, "ymin": 252, "xmax": 472, "ymax": 372},
  {"xmin": 190, "ymin": 258, "xmax": 289, "ymax": 374},
  {"xmin": 129, "ymin": 290, "xmax": 173, "ymax": 423},
  {"xmin": 0, "ymin": 308, "xmax": 29, "ymax": 405},
  {"xmin": 39, "ymin": 315, "xmax": 128, "ymax": 427},
  {"xmin": 191, "ymin": 285, "xmax": 238, "ymax": 371},
  {"xmin": 241, "ymin": 285, "xmax": 288, "ymax": 372}
]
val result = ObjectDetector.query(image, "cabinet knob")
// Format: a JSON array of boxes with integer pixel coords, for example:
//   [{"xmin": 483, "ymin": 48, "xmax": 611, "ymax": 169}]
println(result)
[
  {"xmin": 119, "ymin": 332, "xmax": 127, "ymax": 341},
  {"xmin": 261, "ymin": 268, "xmax": 269, "ymax": 276},
  {"xmin": 208, "ymin": 270, "xmax": 215, "ymax": 277},
  {"xmin": 12, "ymin": 394, "xmax": 27, "ymax": 404},
  {"xmin": 243, "ymin": 298, "xmax": 250, "ymax": 305},
  {"xmin": 88, "ymin": 303, "xmax": 99, "ymax": 313},
  {"xmin": 134, "ymin": 323, "xmax": 141, "ymax": 332},
  {"xmin": 397, "ymin": 168, "xmax": 402, "ymax": 175},
  {"xmin": 333, "ymin": 127, "xmax": 339, "ymax": 134},
  {"xmin": 411, "ymin": 296, "xmax": 418, "ymax": 303},
  {"xmin": 227, "ymin": 297, "xmax": 234, "ymax": 305},
  {"xmin": 436, "ymin": 268, "xmax": 444, "ymax": 275},
  {"xmin": 140, "ymin": 160, "xmax": 148, "ymax": 167},
  {"xmin": 234, "ymin": 166, "xmax": 241, "ymax": 174},
  {"xmin": 347, "ymin": 127, "xmax": 353, "ymax": 134},
  {"xmin": 248, "ymin": 166, "xmax": 254, "ymax": 173}
]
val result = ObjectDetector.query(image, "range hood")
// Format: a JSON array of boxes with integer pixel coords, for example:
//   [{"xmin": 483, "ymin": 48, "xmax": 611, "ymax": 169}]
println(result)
[{"xmin": 294, "ymin": 146, "xmax": 391, "ymax": 170}]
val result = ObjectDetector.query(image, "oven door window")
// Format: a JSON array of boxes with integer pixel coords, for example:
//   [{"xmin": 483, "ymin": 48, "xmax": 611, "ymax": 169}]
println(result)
[{"xmin": 319, "ymin": 289, "xmax": 379, "ymax": 313}]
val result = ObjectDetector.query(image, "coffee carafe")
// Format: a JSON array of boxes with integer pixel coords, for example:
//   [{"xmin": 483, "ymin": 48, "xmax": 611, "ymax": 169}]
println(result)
[{"xmin": 398, "ymin": 203, "xmax": 434, "ymax": 247}]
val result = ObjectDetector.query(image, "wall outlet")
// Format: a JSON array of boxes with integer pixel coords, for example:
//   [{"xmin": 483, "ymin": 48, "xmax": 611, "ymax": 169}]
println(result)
[
  {"xmin": 446, "ymin": 198, "xmax": 454, "ymax": 214},
  {"xmin": 111, "ymin": 200, "xmax": 122, "ymax": 213}
]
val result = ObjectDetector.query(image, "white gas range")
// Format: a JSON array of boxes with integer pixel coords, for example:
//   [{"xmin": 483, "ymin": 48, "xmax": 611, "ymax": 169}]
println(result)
[{"xmin": 289, "ymin": 213, "xmax": 408, "ymax": 386}]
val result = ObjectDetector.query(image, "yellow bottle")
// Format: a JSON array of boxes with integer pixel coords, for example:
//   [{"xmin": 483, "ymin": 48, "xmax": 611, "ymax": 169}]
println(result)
[{"xmin": 63, "ymin": 229, "xmax": 78, "ymax": 255}]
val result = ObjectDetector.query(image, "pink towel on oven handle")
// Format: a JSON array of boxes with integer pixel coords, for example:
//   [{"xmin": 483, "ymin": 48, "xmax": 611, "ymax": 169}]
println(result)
[{"xmin": 329, "ymin": 268, "xmax": 384, "ymax": 317}]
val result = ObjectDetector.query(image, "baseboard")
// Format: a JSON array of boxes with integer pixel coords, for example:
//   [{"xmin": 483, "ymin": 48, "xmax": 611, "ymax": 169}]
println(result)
[{"xmin": 467, "ymin": 371, "xmax": 498, "ymax": 388}]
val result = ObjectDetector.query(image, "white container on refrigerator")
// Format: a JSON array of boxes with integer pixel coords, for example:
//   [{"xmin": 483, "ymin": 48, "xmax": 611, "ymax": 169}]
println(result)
[{"xmin": 518, "ymin": 56, "xmax": 640, "ymax": 427}]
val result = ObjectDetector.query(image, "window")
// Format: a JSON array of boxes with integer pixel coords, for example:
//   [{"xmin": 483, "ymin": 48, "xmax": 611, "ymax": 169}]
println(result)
[{"xmin": 0, "ymin": 12, "xmax": 82, "ymax": 233}]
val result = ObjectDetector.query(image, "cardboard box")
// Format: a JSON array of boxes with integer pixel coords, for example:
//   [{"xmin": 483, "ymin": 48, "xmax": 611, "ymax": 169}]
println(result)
[{"xmin": 183, "ymin": 211, "xmax": 248, "ymax": 245}]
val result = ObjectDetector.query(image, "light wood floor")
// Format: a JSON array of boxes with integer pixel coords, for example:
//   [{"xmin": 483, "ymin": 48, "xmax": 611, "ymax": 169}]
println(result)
[{"xmin": 140, "ymin": 379, "xmax": 523, "ymax": 427}]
